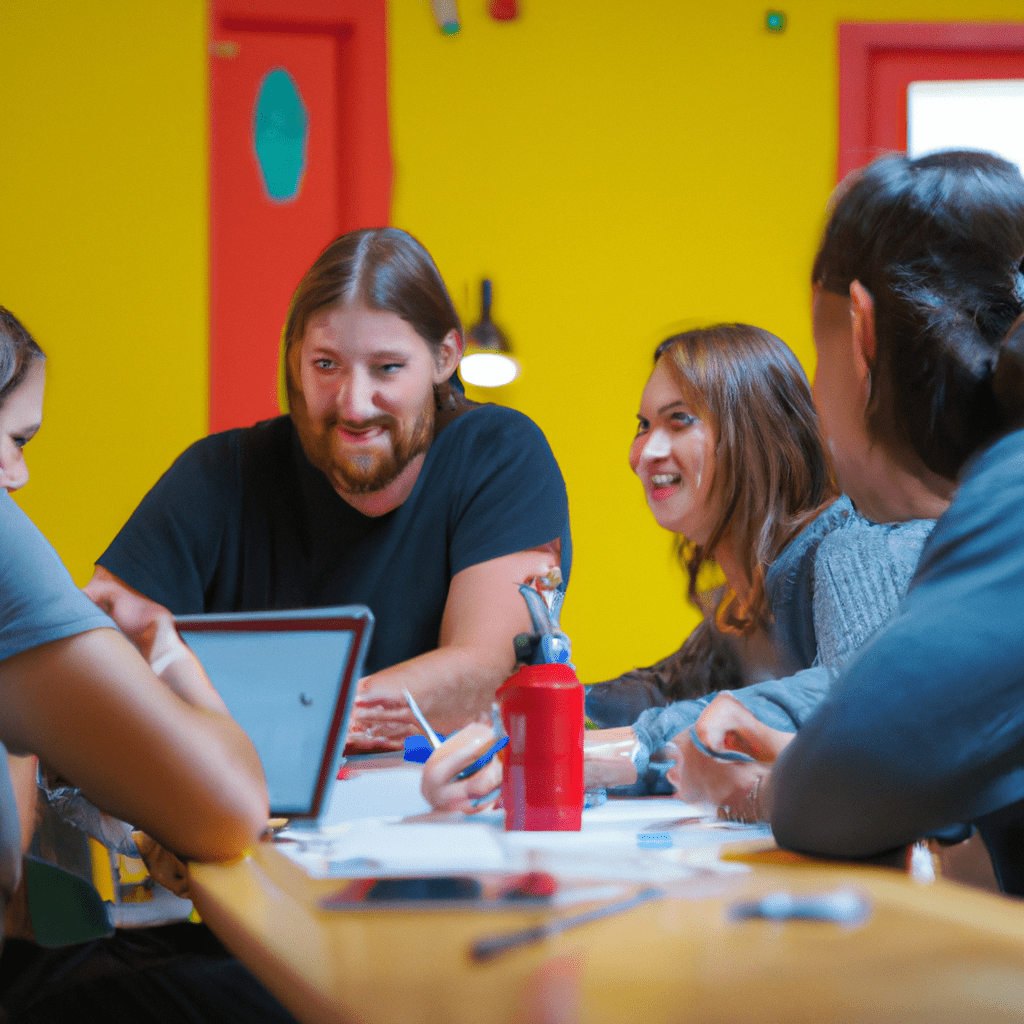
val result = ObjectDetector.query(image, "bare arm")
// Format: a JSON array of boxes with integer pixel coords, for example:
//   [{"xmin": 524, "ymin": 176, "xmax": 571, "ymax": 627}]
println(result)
[
  {"xmin": 348, "ymin": 544, "xmax": 560, "ymax": 747},
  {"xmin": 0, "ymin": 629, "xmax": 267, "ymax": 863},
  {"xmin": 7, "ymin": 754, "xmax": 37, "ymax": 855},
  {"xmin": 85, "ymin": 566, "xmax": 229, "ymax": 714}
]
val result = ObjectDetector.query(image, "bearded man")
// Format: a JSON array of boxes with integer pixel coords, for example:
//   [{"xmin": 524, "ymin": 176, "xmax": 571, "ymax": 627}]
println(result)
[{"xmin": 86, "ymin": 229, "xmax": 570, "ymax": 746}]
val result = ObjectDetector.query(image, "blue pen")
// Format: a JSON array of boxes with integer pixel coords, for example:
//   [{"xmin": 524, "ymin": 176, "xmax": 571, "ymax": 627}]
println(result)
[{"xmin": 404, "ymin": 689, "xmax": 507, "ymax": 782}]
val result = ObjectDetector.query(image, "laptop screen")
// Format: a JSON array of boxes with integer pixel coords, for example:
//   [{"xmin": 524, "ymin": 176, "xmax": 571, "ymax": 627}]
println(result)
[{"xmin": 175, "ymin": 608, "xmax": 373, "ymax": 820}]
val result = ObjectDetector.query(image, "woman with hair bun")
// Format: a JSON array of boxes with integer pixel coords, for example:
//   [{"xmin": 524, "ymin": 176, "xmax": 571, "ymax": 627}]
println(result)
[{"xmin": 757, "ymin": 150, "xmax": 1024, "ymax": 894}]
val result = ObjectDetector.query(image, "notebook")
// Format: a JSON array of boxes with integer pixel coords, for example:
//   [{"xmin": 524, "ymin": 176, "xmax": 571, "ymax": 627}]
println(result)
[{"xmin": 175, "ymin": 606, "xmax": 374, "ymax": 828}]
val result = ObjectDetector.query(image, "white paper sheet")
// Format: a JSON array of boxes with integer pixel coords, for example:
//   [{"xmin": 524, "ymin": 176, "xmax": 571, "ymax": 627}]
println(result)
[
  {"xmin": 275, "ymin": 764, "xmax": 772, "ymax": 882},
  {"xmin": 322, "ymin": 765, "xmax": 433, "ymax": 823},
  {"xmin": 278, "ymin": 819, "xmax": 508, "ymax": 878}
]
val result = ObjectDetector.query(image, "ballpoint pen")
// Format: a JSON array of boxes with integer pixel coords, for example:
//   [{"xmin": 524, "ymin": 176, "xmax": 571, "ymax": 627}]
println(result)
[
  {"xmin": 403, "ymin": 689, "xmax": 443, "ymax": 750},
  {"xmin": 403, "ymin": 689, "xmax": 508, "ymax": 780},
  {"xmin": 470, "ymin": 887, "xmax": 665, "ymax": 962}
]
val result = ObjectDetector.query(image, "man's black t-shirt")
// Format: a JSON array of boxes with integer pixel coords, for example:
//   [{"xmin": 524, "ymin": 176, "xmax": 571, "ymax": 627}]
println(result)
[{"xmin": 98, "ymin": 405, "xmax": 571, "ymax": 675}]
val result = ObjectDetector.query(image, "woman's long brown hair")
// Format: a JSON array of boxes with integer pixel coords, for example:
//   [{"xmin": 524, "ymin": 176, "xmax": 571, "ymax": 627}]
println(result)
[{"xmin": 655, "ymin": 324, "xmax": 837, "ymax": 633}]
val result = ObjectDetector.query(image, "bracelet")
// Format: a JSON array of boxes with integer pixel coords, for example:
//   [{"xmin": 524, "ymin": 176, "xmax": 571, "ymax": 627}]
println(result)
[
  {"xmin": 721, "ymin": 770, "xmax": 764, "ymax": 824},
  {"xmin": 746, "ymin": 772, "xmax": 764, "ymax": 822}
]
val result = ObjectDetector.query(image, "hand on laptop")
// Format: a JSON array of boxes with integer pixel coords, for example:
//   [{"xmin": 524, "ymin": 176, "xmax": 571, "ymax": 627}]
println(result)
[{"xmin": 85, "ymin": 567, "xmax": 228, "ymax": 716}]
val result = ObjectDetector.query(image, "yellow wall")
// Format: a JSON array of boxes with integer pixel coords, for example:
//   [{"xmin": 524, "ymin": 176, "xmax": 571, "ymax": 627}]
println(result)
[
  {"xmin": 0, "ymin": 0, "xmax": 210, "ymax": 583},
  {"xmin": 388, "ymin": 0, "xmax": 1024, "ymax": 678},
  {"xmin": 2, "ymin": 0, "xmax": 1023, "ymax": 680}
]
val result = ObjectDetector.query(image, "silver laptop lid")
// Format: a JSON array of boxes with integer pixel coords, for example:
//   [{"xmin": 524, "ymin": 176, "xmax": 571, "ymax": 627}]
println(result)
[{"xmin": 175, "ymin": 606, "xmax": 373, "ymax": 824}]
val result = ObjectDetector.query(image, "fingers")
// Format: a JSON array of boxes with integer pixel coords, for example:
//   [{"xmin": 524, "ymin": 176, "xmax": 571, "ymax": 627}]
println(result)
[
  {"xmin": 351, "ymin": 701, "xmax": 422, "ymax": 720},
  {"xmin": 667, "ymin": 732, "xmax": 706, "ymax": 804},
  {"xmin": 421, "ymin": 723, "xmax": 503, "ymax": 813},
  {"xmin": 666, "ymin": 729, "xmax": 764, "ymax": 817},
  {"xmin": 692, "ymin": 693, "xmax": 750, "ymax": 752},
  {"xmin": 663, "ymin": 741, "xmax": 685, "ymax": 799},
  {"xmin": 344, "ymin": 731, "xmax": 406, "ymax": 753},
  {"xmin": 84, "ymin": 569, "xmax": 181, "ymax": 665},
  {"xmin": 133, "ymin": 831, "xmax": 190, "ymax": 897},
  {"xmin": 348, "ymin": 704, "xmax": 420, "ymax": 747},
  {"xmin": 693, "ymin": 694, "xmax": 795, "ymax": 764}
]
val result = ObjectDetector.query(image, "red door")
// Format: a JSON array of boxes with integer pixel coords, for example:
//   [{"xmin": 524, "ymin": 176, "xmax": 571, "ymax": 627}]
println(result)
[
  {"xmin": 838, "ymin": 23, "xmax": 1024, "ymax": 180},
  {"xmin": 209, "ymin": 0, "xmax": 390, "ymax": 433}
]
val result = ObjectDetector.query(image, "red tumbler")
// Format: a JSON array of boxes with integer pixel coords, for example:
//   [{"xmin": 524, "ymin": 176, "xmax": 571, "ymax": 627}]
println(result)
[{"xmin": 497, "ymin": 663, "xmax": 584, "ymax": 831}]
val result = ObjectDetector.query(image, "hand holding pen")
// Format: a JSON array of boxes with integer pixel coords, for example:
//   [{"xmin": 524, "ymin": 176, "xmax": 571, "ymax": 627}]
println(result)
[{"xmin": 408, "ymin": 691, "xmax": 506, "ymax": 815}]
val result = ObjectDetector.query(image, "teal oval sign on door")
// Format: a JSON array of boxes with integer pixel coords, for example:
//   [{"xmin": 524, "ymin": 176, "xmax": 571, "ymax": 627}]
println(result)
[{"xmin": 253, "ymin": 68, "xmax": 308, "ymax": 203}]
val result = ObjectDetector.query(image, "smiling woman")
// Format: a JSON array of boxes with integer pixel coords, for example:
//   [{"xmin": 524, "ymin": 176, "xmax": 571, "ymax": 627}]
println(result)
[
  {"xmin": 633, "ymin": 324, "xmax": 836, "ymax": 640},
  {"xmin": 629, "ymin": 360, "xmax": 717, "ymax": 544},
  {"xmin": 423, "ymin": 319, "xmax": 937, "ymax": 816}
]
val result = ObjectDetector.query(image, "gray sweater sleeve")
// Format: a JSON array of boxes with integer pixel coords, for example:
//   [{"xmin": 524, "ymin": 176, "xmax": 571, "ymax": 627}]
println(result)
[
  {"xmin": 628, "ymin": 511, "xmax": 934, "ymax": 790},
  {"xmin": 811, "ymin": 514, "xmax": 934, "ymax": 674}
]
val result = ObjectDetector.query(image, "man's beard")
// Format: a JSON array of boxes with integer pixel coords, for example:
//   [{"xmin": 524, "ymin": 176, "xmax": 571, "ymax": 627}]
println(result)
[{"xmin": 294, "ymin": 397, "xmax": 435, "ymax": 496}]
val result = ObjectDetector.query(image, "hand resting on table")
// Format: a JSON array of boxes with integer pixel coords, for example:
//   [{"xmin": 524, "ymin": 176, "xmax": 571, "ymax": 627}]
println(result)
[{"xmin": 665, "ymin": 693, "xmax": 794, "ymax": 822}]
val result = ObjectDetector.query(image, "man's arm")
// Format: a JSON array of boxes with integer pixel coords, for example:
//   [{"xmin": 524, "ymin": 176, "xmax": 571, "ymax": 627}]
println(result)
[
  {"xmin": 348, "ymin": 544, "xmax": 560, "ymax": 745},
  {"xmin": 88, "ymin": 533, "xmax": 562, "ymax": 751}
]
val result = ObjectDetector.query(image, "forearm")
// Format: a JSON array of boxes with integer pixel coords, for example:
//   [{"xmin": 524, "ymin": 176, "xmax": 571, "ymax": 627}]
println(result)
[
  {"xmin": 149, "ymin": 638, "xmax": 230, "ymax": 715},
  {"xmin": 7, "ymin": 754, "xmax": 38, "ymax": 855},
  {"xmin": 359, "ymin": 643, "xmax": 509, "ymax": 734},
  {"xmin": 355, "ymin": 547, "xmax": 559, "ymax": 740},
  {"xmin": 770, "ymin": 650, "xmax": 981, "ymax": 859},
  {"xmin": 771, "ymin": 723, "xmax": 904, "ymax": 858},
  {"xmin": 0, "ymin": 631, "xmax": 268, "ymax": 863},
  {"xmin": 583, "ymin": 728, "xmax": 640, "ymax": 788}
]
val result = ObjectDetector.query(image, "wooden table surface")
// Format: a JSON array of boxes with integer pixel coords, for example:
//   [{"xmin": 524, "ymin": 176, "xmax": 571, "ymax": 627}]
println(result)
[{"xmin": 190, "ymin": 825, "xmax": 1024, "ymax": 1024}]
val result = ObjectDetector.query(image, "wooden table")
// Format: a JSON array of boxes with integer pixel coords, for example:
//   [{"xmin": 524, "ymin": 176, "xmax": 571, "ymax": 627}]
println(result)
[{"xmin": 190, "ymin": 816, "xmax": 1024, "ymax": 1024}]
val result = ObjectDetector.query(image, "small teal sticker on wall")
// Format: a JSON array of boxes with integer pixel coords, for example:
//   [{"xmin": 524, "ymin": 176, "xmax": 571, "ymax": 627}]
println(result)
[{"xmin": 253, "ymin": 68, "xmax": 308, "ymax": 203}]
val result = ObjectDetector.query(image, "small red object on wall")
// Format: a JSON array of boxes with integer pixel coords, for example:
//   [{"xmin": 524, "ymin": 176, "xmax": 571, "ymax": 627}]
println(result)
[{"xmin": 489, "ymin": 0, "xmax": 519, "ymax": 21}]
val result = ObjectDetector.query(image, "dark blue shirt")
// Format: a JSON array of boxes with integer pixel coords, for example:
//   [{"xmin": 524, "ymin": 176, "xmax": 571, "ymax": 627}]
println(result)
[
  {"xmin": 772, "ymin": 429, "xmax": 1024, "ymax": 892},
  {"xmin": 98, "ymin": 407, "xmax": 571, "ymax": 676}
]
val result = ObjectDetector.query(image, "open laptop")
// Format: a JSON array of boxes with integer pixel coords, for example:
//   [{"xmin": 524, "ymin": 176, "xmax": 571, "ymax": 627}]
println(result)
[{"xmin": 175, "ymin": 606, "xmax": 373, "ymax": 830}]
